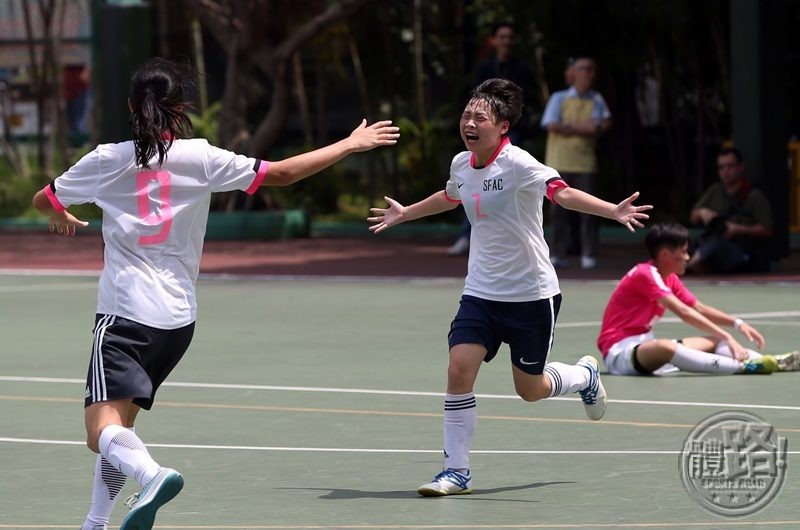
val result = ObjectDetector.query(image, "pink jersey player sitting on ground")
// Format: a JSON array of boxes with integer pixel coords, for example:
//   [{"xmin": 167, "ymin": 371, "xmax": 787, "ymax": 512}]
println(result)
[{"xmin": 597, "ymin": 222, "xmax": 799, "ymax": 376}]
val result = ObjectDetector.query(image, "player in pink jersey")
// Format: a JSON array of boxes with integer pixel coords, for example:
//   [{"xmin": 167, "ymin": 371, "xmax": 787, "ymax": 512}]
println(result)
[
  {"xmin": 597, "ymin": 223, "xmax": 799, "ymax": 376},
  {"xmin": 32, "ymin": 58, "xmax": 398, "ymax": 530}
]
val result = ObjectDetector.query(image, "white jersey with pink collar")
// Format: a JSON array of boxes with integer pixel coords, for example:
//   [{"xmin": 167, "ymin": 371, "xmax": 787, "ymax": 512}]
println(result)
[
  {"xmin": 597, "ymin": 262, "xmax": 698, "ymax": 355},
  {"xmin": 45, "ymin": 139, "xmax": 267, "ymax": 329},
  {"xmin": 444, "ymin": 138, "xmax": 566, "ymax": 302}
]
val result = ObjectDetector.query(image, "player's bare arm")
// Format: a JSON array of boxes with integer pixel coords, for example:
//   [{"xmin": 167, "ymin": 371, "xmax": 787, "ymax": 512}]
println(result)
[
  {"xmin": 693, "ymin": 301, "xmax": 766, "ymax": 350},
  {"xmin": 553, "ymin": 188, "xmax": 652, "ymax": 232},
  {"xmin": 266, "ymin": 119, "xmax": 399, "ymax": 186},
  {"xmin": 368, "ymin": 191, "xmax": 456, "ymax": 234},
  {"xmin": 32, "ymin": 191, "xmax": 89, "ymax": 236},
  {"xmin": 660, "ymin": 294, "xmax": 749, "ymax": 360}
]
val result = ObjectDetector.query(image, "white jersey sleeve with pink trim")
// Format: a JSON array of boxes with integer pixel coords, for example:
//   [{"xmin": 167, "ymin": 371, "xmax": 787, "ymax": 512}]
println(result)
[
  {"xmin": 205, "ymin": 143, "xmax": 267, "ymax": 193},
  {"xmin": 48, "ymin": 139, "xmax": 266, "ymax": 329},
  {"xmin": 49, "ymin": 148, "xmax": 102, "ymax": 208}
]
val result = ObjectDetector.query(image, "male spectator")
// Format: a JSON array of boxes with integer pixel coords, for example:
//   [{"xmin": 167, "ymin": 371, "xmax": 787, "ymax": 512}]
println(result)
[
  {"xmin": 448, "ymin": 22, "xmax": 534, "ymax": 255},
  {"xmin": 541, "ymin": 57, "xmax": 611, "ymax": 269},
  {"xmin": 597, "ymin": 223, "xmax": 799, "ymax": 376},
  {"xmin": 63, "ymin": 63, "xmax": 91, "ymax": 138},
  {"xmin": 688, "ymin": 147, "xmax": 773, "ymax": 273}
]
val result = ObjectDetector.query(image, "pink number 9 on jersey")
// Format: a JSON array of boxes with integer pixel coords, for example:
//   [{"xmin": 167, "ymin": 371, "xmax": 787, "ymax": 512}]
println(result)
[{"xmin": 136, "ymin": 170, "xmax": 173, "ymax": 245}]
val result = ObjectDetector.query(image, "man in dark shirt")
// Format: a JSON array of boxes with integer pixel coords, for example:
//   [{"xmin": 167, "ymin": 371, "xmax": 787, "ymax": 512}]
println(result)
[
  {"xmin": 449, "ymin": 22, "xmax": 534, "ymax": 255},
  {"xmin": 473, "ymin": 23, "xmax": 534, "ymax": 145},
  {"xmin": 688, "ymin": 147, "xmax": 773, "ymax": 273}
]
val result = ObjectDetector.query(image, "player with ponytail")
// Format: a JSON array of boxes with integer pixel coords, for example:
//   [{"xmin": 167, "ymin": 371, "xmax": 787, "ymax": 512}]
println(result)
[{"xmin": 33, "ymin": 57, "xmax": 398, "ymax": 530}]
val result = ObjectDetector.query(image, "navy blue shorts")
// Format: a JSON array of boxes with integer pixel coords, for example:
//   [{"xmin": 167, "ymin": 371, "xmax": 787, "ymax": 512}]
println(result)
[
  {"xmin": 84, "ymin": 314, "xmax": 194, "ymax": 410},
  {"xmin": 448, "ymin": 294, "xmax": 562, "ymax": 375}
]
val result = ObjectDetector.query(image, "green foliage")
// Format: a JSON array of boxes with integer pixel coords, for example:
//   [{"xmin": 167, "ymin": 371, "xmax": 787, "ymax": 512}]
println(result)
[
  {"xmin": 393, "ymin": 103, "xmax": 462, "ymax": 200},
  {"xmin": 188, "ymin": 101, "xmax": 222, "ymax": 144},
  {"xmin": 0, "ymin": 160, "xmax": 39, "ymax": 218}
]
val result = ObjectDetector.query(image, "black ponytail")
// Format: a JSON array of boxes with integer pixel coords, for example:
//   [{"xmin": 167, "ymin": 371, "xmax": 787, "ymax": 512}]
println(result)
[{"xmin": 129, "ymin": 57, "xmax": 196, "ymax": 168}]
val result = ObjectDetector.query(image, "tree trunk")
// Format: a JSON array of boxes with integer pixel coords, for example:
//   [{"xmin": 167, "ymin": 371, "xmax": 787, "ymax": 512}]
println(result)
[
  {"xmin": 246, "ymin": 61, "xmax": 291, "ymax": 159},
  {"xmin": 292, "ymin": 51, "xmax": 314, "ymax": 146}
]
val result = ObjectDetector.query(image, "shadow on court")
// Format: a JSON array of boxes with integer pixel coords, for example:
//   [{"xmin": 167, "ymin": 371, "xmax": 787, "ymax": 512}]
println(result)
[{"xmin": 278, "ymin": 480, "xmax": 574, "ymax": 500}]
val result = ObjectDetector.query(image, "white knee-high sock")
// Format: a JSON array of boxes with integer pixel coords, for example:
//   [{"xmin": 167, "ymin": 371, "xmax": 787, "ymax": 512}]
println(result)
[
  {"xmin": 82, "ymin": 428, "xmax": 133, "ymax": 530},
  {"xmin": 98, "ymin": 424, "xmax": 160, "ymax": 488},
  {"xmin": 443, "ymin": 392, "xmax": 476, "ymax": 471},
  {"xmin": 544, "ymin": 362, "xmax": 590, "ymax": 397},
  {"xmin": 671, "ymin": 344, "xmax": 742, "ymax": 374},
  {"xmin": 715, "ymin": 342, "xmax": 762, "ymax": 360}
]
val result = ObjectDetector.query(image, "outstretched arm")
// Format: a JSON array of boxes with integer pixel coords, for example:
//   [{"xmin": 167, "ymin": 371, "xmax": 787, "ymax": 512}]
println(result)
[
  {"xmin": 368, "ymin": 191, "xmax": 457, "ymax": 234},
  {"xmin": 553, "ymin": 188, "xmax": 652, "ymax": 232},
  {"xmin": 32, "ymin": 190, "xmax": 88, "ymax": 236},
  {"xmin": 660, "ymin": 294, "xmax": 749, "ymax": 360},
  {"xmin": 694, "ymin": 301, "xmax": 766, "ymax": 350},
  {"xmin": 266, "ymin": 119, "xmax": 399, "ymax": 186}
]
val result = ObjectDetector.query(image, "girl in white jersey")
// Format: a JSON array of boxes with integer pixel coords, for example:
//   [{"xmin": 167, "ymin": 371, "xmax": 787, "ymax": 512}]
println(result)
[
  {"xmin": 32, "ymin": 58, "xmax": 399, "ymax": 530},
  {"xmin": 368, "ymin": 78, "xmax": 651, "ymax": 496}
]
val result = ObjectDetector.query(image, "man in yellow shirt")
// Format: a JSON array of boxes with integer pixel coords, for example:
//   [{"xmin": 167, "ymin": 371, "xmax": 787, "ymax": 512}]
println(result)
[{"xmin": 541, "ymin": 57, "xmax": 612, "ymax": 269}]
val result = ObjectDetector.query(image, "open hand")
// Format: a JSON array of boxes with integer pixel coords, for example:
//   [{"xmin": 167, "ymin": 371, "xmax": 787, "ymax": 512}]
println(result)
[
  {"xmin": 614, "ymin": 191, "xmax": 652, "ymax": 232},
  {"xmin": 739, "ymin": 322, "xmax": 766, "ymax": 350},
  {"xmin": 347, "ymin": 119, "xmax": 400, "ymax": 153},
  {"xmin": 725, "ymin": 337, "xmax": 750, "ymax": 362},
  {"xmin": 49, "ymin": 210, "xmax": 88, "ymax": 236},
  {"xmin": 367, "ymin": 196, "xmax": 406, "ymax": 234}
]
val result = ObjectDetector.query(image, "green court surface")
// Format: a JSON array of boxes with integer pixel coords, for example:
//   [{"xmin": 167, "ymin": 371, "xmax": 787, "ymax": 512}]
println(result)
[{"xmin": 0, "ymin": 273, "xmax": 798, "ymax": 529}]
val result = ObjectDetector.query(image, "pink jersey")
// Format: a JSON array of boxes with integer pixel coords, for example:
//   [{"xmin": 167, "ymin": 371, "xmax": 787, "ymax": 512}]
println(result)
[{"xmin": 596, "ymin": 262, "xmax": 697, "ymax": 355}]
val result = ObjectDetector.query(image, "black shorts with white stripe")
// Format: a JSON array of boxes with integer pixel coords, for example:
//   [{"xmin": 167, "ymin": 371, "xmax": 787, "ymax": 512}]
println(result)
[{"xmin": 85, "ymin": 314, "xmax": 195, "ymax": 410}]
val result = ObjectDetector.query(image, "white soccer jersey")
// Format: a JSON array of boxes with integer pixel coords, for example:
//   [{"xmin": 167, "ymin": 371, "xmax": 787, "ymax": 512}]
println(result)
[
  {"xmin": 444, "ymin": 138, "xmax": 564, "ymax": 302},
  {"xmin": 44, "ymin": 139, "xmax": 267, "ymax": 328}
]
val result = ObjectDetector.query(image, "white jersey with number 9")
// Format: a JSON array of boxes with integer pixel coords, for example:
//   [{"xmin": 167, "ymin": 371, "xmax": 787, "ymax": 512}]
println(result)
[{"xmin": 46, "ymin": 139, "xmax": 267, "ymax": 329}]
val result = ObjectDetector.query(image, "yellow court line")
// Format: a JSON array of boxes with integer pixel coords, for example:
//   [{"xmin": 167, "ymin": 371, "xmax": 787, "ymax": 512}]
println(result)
[
  {"xmin": 2, "ymin": 394, "xmax": 800, "ymax": 433},
  {"xmin": 3, "ymin": 522, "xmax": 800, "ymax": 529}
]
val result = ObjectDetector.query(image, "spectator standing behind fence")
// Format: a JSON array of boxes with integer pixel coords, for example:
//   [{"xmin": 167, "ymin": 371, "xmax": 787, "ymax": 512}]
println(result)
[
  {"xmin": 63, "ymin": 63, "xmax": 91, "ymax": 137},
  {"xmin": 541, "ymin": 57, "xmax": 611, "ymax": 269},
  {"xmin": 687, "ymin": 147, "xmax": 773, "ymax": 274},
  {"xmin": 448, "ymin": 22, "xmax": 535, "ymax": 256}
]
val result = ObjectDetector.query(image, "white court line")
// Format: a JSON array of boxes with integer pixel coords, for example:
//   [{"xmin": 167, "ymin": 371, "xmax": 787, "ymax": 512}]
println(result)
[
  {"xmin": 0, "ymin": 268, "xmax": 100, "ymax": 277},
  {"xmin": 0, "ymin": 269, "xmax": 464, "ymax": 285},
  {"xmin": 2, "ymin": 375, "xmax": 800, "ymax": 412},
  {"xmin": 745, "ymin": 320, "xmax": 800, "ymax": 327},
  {"xmin": 0, "ymin": 282, "xmax": 97, "ymax": 293},
  {"xmin": 559, "ymin": 310, "xmax": 800, "ymax": 329},
  {"xmin": 4, "ymin": 267, "xmax": 800, "ymax": 287},
  {"xmin": 1, "ymin": 437, "xmax": 797, "ymax": 454}
]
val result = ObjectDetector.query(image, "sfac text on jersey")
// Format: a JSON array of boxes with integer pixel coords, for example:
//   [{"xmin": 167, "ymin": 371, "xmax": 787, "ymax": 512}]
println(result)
[{"xmin": 483, "ymin": 179, "xmax": 503, "ymax": 191}]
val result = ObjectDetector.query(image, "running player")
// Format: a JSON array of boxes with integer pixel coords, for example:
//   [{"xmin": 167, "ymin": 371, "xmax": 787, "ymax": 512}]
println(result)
[
  {"xmin": 32, "ymin": 57, "xmax": 399, "ymax": 530},
  {"xmin": 367, "ymin": 78, "xmax": 651, "ymax": 496},
  {"xmin": 597, "ymin": 222, "xmax": 800, "ymax": 376}
]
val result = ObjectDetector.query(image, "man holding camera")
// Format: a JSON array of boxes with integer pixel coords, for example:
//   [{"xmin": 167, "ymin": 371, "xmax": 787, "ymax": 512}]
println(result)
[{"xmin": 688, "ymin": 147, "xmax": 773, "ymax": 273}]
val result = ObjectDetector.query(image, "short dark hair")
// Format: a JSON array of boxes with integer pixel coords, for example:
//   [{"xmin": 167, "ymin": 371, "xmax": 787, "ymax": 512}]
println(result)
[
  {"xmin": 644, "ymin": 223, "xmax": 690, "ymax": 258},
  {"xmin": 491, "ymin": 22, "xmax": 515, "ymax": 36},
  {"xmin": 466, "ymin": 78, "xmax": 523, "ymax": 132},
  {"xmin": 718, "ymin": 146, "xmax": 744, "ymax": 162}
]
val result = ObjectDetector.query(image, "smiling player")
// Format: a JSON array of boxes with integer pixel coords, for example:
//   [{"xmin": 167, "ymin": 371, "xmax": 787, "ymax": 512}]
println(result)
[{"xmin": 368, "ymin": 78, "xmax": 652, "ymax": 496}]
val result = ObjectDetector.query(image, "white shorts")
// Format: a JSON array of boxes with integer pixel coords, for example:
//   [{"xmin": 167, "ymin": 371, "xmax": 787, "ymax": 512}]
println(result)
[
  {"xmin": 603, "ymin": 332, "xmax": 655, "ymax": 375},
  {"xmin": 603, "ymin": 332, "xmax": 681, "ymax": 376}
]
